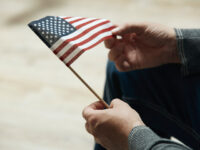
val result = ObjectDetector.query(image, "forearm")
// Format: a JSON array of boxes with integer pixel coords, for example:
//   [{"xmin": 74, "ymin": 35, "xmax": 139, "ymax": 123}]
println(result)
[
  {"xmin": 128, "ymin": 126, "xmax": 192, "ymax": 150},
  {"xmin": 175, "ymin": 29, "xmax": 200, "ymax": 76}
]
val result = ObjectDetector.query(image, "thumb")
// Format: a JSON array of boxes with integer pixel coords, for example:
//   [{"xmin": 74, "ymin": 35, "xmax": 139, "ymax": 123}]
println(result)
[
  {"xmin": 112, "ymin": 23, "xmax": 147, "ymax": 36},
  {"xmin": 109, "ymin": 98, "xmax": 127, "ymax": 108},
  {"xmin": 82, "ymin": 101, "xmax": 105, "ymax": 120}
]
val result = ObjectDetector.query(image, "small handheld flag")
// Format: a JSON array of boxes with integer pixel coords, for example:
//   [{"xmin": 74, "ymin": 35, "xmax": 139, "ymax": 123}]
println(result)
[
  {"xmin": 28, "ymin": 16, "xmax": 115, "ymax": 66},
  {"xmin": 28, "ymin": 16, "xmax": 115, "ymax": 108}
]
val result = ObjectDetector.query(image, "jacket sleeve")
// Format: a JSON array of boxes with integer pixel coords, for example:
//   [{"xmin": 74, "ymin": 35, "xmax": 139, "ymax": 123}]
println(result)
[
  {"xmin": 175, "ymin": 29, "xmax": 200, "ymax": 76},
  {"xmin": 128, "ymin": 126, "xmax": 192, "ymax": 150}
]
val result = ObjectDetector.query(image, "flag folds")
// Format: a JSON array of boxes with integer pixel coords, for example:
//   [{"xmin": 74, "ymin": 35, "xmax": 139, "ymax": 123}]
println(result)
[{"xmin": 28, "ymin": 16, "xmax": 115, "ymax": 66}]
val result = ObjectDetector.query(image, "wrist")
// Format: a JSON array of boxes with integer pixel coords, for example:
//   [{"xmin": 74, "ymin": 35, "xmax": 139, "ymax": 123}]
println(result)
[{"xmin": 127, "ymin": 120, "xmax": 145, "ymax": 137}]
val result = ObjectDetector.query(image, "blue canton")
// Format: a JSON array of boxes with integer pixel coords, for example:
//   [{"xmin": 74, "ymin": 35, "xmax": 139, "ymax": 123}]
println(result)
[{"xmin": 28, "ymin": 16, "xmax": 76, "ymax": 47}]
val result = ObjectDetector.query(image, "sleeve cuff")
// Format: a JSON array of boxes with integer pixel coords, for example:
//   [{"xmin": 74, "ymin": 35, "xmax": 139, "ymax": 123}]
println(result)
[
  {"xmin": 128, "ymin": 126, "xmax": 160, "ymax": 150},
  {"xmin": 174, "ymin": 28, "xmax": 189, "ymax": 76}
]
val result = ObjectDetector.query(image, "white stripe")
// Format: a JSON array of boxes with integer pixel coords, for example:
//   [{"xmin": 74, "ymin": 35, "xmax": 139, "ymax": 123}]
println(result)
[
  {"xmin": 79, "ymin": 32, "xmax": 112, "ymax": 49},
  {"xmin": 50, "ymin": 19, "xmax": 108, "ymax": 50},
  {"xmin": 56, "ymin": 22, "xmax": 112, "ymax": 57},
  {"xmin": 72, "ymin": 18, "xmax": 97, "ymax": 27},
  {"xmin": 59, "ymin": 16, "xmax": 68, "ymax": 18},
  {"xmin": 63, "ymin": 31, "xmax": 112, "ymax": 64},
  {"xmin": 56, "ymin": 42, "xmax": 73, "ymax": 57},
  {"xmin": 63, "ymin": 47, "xmax": 82, "ymax": 64},
  {"xmin": 65, "ymin": 17, "xmax": 83, "ymax": 22}
]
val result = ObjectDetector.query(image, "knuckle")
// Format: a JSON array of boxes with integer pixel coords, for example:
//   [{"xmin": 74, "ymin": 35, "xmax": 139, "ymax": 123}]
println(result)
[
  {"xmin": 92, "ymin": 129, "xmax": 99, "ymax": 137},
  {"xmin": 88, "ymin": 116, "xmax": 98, "ymax": 127},
  {"xmin": 112, "ymin": 98, "xmax": 120, "ymax": 103},
  {"xmin": 104, "ymin": 40, "xmax": 110, "ymax": 48},
  {"xmin": 82, "ymin": 108, "xmax": 91, "ymax": 119},
  {"xmin": 110, "ymin": 98, "xmax": 120, "ymax": 106},
  {"xmin": 104, "ymin": 38, "xmax": 115, "ymax": 49},
  {"xmin": 85, "ymin": 123, "xmax": 90, "ymax": 133}
]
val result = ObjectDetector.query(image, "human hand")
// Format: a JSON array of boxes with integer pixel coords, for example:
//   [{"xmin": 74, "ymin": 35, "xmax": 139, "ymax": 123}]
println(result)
[
  {"xmin": 82, "ymin": 99, "xmax": 144, "ymax": 150},
  {"xmin": 105, "ymin": 22, "xmax": 180, "ymax": 71}
]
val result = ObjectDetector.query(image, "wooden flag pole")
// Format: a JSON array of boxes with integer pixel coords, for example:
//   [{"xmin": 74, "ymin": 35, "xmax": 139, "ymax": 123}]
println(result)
[{"xmin": 68, "ymin": 66, "xmax": 109, "ymax": 108}]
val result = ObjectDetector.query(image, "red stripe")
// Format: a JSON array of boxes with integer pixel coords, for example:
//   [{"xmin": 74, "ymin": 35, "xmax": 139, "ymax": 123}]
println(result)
[
  {"xmin": 66, "ymin": 35, "xmax": 113, "ymax": 66},
  {"xmin": 60, "ymin": 45, "xmax": 78, "ymax": 61},
  {"xmin": 67, "ymin": 20, "xmax": 110, "ymax": 42},
  {"xmin": 69, "ymin": 18, "xmax": 85, "ymax": 24},
  {"xmin": 76, "ymin": 19, "xmax": 99, "ymax": 29},
  {"xmin": 53, "ymin": 40, "xmax": 68, "ymax": 55},
  {"xmin": 84, "ymin": 35, "xmax": 113, "ymax": 51},
  {"xmin": 62, "ymin": 17, "xmax": 71, "ymax": 19},
  {"xmin": 66, "ymin": 51, "xmax": 84, "ymax": 66},
  {"xmin": 60, "ymin": 26, "xmax": 115, "ymax": 61},
  {"xmin": 53, "ymin": 20, "xmax": 110, "ymax": 54}
]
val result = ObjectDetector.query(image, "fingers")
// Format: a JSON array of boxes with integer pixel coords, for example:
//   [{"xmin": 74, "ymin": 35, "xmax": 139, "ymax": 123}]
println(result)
[
  {"xmin": 110, "ymin": 98, "xmax": 127, "ymax": 108},
  {"xmin": 115, "ymin": 55, "xmax": 132, "ymax": 72},
  {"xmin": 82, "ymin": 101, "xmax": 105, "ymax": 120},
  {"xmin": 112, "ymin": 23, "xmax": 146, "ymax": 36},
  {"xmin": 83, "ymin": 101, "xmax": 107, "ymax": 136},
  {"xmin": 89, "ymin": 101, "xmax": 106, "ymax": 110},
  {"xmin": 108, "ymin": 43, "xmax": 124, "ymax": 61},
  {"xmin": 104, "ymin": 37, "xmax": 116, "ymax": 49},
  {"xmin": 85, "ymin": 122, "xmax": 92, "ymax": 134}
]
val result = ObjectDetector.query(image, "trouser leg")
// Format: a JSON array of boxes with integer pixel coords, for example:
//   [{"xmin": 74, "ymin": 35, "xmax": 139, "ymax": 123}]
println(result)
[{"xmin": 95, "ymin": 61, "xmax": 200, "ymax": 150}]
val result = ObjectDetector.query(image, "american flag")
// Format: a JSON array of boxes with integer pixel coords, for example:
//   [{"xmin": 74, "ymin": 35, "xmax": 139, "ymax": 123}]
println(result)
[{"xmin": 28, "ymin": 16, "xmax": 116, "ymax": 66}]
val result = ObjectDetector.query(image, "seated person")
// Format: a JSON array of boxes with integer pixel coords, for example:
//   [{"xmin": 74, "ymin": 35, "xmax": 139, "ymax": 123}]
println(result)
[{"xmin": 83, "ymin": 22, "xmax": 200, "ymax": 149}]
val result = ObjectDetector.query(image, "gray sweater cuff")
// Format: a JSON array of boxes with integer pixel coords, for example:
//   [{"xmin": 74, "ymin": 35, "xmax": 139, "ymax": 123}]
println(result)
[
  {"xmin": 175, "ymin": 28, "xmax": 200, "ymax": 76},
  {"xmin": 174, "ymin": 28, "xmax": 189, "ymax": 75},
  {"xmin": 128, "ymin": 126, "xmax": 160, "ymax": 150}
]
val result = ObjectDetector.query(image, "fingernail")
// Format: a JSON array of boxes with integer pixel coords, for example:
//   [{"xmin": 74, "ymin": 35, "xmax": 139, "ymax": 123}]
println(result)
[{"xmin": 116, "ymin": 35, "xmax": 122, "ymax": 39}]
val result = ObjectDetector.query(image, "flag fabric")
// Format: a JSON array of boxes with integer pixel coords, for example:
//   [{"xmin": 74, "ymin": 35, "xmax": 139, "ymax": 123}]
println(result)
[{"xmin": 28, "ymin": 16, "xmax": 116, "ymax": 66}]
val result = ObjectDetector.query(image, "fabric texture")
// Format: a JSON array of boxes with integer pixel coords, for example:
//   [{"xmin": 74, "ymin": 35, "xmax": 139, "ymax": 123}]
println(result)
[
  {"xmin": 94, "ymin": 28, "xmax": 200, "ymax": 150},
  {"xmin": 95, "ymin": 62, "xmax": 200, "ymax": 150},
  {"xmin": 175, "ymin": 28, "xmax": 200, "ymax": 76},
  {"xmin": 128, "ymin": 126, "xmax": 192, "ymax": 150}
]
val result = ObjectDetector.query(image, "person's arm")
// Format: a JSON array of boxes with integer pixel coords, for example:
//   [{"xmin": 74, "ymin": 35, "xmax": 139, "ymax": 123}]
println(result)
[
  {"xmin": 82, "ymin": 99, "xmax": 193, "ymax": 150},
  {"xmin": 175, "ymin": 29, "xmax": 200, "ymax": 76},
  {"xmin": 128, "ymin": 126, "xmax": 192, "ymax": 150}
]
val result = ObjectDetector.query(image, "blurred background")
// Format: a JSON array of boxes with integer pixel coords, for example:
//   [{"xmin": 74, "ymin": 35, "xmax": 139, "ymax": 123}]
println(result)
[{"xmin": 0, "ymin": 0, "xmax": 200, "ymax": 149}]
